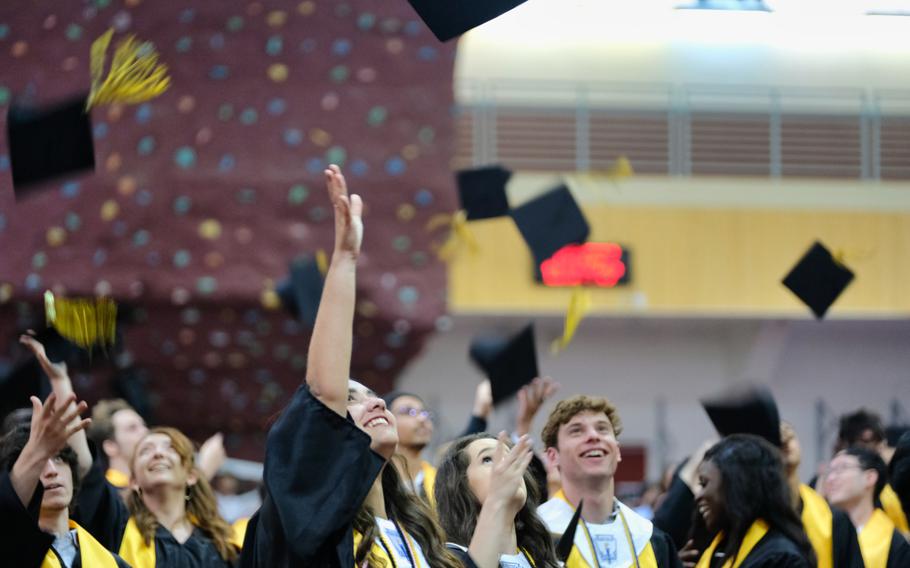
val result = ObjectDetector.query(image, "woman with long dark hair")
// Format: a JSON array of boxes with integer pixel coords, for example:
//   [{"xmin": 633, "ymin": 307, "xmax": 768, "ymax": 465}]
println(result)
[
  {"xmin": 240, "ymin": 165, "xmax": 460, "ymax": 568},
  {"xmin": 692, "ymin": 434, "xmax": 814, "ymax": 568},
  {"xmin": 434, "ymin": 432, "xmax": 559, "ymax": 568}
]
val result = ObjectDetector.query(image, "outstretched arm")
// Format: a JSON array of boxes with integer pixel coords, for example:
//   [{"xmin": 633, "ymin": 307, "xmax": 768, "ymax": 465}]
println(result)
[
  {"xmin": 19, "ymin": 334, "xmax": 93, "ymax": 478},
  {"xmin": 305, "ymin": 164, "xmax": 363, "ymax": 417}
]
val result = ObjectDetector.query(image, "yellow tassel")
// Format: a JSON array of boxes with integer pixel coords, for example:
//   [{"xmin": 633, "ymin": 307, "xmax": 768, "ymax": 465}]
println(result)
[
  {"xmin": 87, "ymin": 28, "xmax": 171, "ymax": 109},
  {"xmin": 604, "ymin": 155, "xmax": 634, "ymax": 180},
  {"xmin": 426, "ymin": 210, "xmax": 479, "ymax": 261},
  {"xmin": 551, "ymin": 288, "xmax": 592, "ymax": 354},
  {"xmin": 44, "ymin": 291, "xmax": 117, "ymax": 350},
  {"xmin": 316, "ymin": 249, "xmax": 329, "ymax": 276}
]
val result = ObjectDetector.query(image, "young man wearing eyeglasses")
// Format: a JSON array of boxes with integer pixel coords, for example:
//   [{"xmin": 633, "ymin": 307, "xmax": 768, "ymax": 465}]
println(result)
[
  {"xmin": 825, "ymin": 447, "xmax": 910, "ymax": 568},
  {"xmin": 382, "ymin": 391, "xmax": 439, "ymax": 507}
]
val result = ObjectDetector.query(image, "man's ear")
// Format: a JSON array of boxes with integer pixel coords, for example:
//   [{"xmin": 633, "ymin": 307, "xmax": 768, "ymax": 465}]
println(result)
[
  {"xmin": 616, "ymin": 445, "xmax": 622, "ymax": 464},
  {"xmin": 102, "ymin": 439, "xmax": 119, "ymax": 460},
  {"xmin": 545, "ymin": 446, "xmax": 560, "ymax": 470},
  {"xmin": 863, "ymin": 469, "xmax": 879, "ymax": 493}
]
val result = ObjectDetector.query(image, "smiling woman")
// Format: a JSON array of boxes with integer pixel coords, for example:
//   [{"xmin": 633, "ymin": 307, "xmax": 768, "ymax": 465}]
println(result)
[
  {"xmin": 693, "ymin": 435, "xmax": 815, "ymax": 568},
  {"xmin": 73, "ymin": 424, "xmax": 240, "ymax": 568},
  {"xmin": 238, "ymin": 166, "xmax": 460, "ymax": 568}
]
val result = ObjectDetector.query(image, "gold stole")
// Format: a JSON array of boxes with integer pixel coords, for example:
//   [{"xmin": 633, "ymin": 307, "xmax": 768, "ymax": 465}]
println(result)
[
  {"xmin": 858, "ymin": 509, "xmax": 894, "ymax": 568},
  {"xmin": 105, "ymin": 468, "xmax": 130, "ymax": 489},
  {"xmin": 420, "ymin": 461, "xmax": 437, "ymax": 509},
  {"xmin": 798, "ymin": 484, "xmax": 834, "ymax": 568},
  {"xmin": 42, "ymin": 520, "xmax": 120, "ymax": 568},
  {"xmin": 695, "ymin": 519, "xmax": 769, "ymax": 568},
  {"xmin": 554, "ymin": 490, "xmax": 659, "ymax": 568},
  {"xmin": 880, "ymin": 484, "xmax": 909, "ymax": 535},
  {"xmin": 231, "ymin": 517, "xmax": 249, "ymax": 547},
  {"xmin": 119, "ymin": 517, "xmax": 155, "ymax": 568}
]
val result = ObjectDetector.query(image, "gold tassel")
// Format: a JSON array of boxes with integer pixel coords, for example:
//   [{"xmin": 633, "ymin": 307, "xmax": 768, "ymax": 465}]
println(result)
[
  {"xmin": 87, "ymin": 28, "xmax": 171, "ymax": 109},
  {"xmin": 316, "ymin": 249, "xmax": 329, "ymax": 276},
  {"xmin": 551, "ymin": 288, "xmax": 592, "ymax": 354},
  {"xmin": 604, "ymin": 155, "xmax": 634, "ymax": 180},
  {"xmin": 426, "ymin": 210, "xmax": 479, "ymax": 261},
  {"xmin": 44, "ymin": 291, "xmax": 117, "ymax": 350}
]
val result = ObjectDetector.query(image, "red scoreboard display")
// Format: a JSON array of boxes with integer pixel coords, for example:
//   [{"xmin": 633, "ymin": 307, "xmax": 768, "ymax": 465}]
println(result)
[{"xmin": 540, "ymin": 242, "xmax": 631, "ymax": 287}]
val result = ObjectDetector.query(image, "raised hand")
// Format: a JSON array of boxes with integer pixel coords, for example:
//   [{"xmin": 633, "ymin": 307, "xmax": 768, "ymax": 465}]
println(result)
[
  {"xmin": 325, "ymin": 164, "xmax": 363, "ymax": 257},
  {"xmin": 516, "ymin": 376, "xmax": 561, "ymax": 436},
  {"xmin": 25, "ymin": 393, "xmax": 91, "ymax": 460},
  {"xmin": 487, "ymin": 432, "xmax": 534, "ymax": 510},
  {"xmin": 10, "ymin": 392, "xmax": 91, "ymax": 507},
  {"xmin": 472, "ymin": 380, "xmax": 493, "ymax": 420},
  {"xmin": 197, "ymin": 432, "xmax": 228, "ymax": 481},
  {"xmin": 20, "ymin": 332, "xmax": 68, "ymax": 381}
]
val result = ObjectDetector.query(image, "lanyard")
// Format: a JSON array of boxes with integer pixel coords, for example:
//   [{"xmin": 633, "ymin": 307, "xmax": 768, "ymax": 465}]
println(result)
[
  {"xmin": 376, "ymin": 518, "xmax": 420, "ymax": 568},
  {"xmin": 578, "ymin": 505, "xmax": 641, "ymax": 568}
]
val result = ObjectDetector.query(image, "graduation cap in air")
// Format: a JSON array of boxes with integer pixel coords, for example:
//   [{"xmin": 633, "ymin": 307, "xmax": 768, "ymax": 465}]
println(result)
[
  {"xmin": 6, "ymin": 28, "xmax": 170, "ymax": 195},
  {"xmin": 555, "ymin": 499, "xmax": 583, "ymax": 563},
  {"xmin": 406, "ymin": 0, "xmax": 529, "ymax": 42},
  {"xmin": 276, "ymin": 256, "xmax": 325, "ymax": 327},
  {"xmin": 782, "ymin": 241, "xmax": 854, "ymax": 319},
  {"xmin": 0, "ymin": 327, "xmax": 80, "ymax": 422},
  {"xmin": 701, "ymin": 384, "xmax": 782, "ymax": 448},
  {"xmin": 457, "ymin": 165, "xmax": 512, "ymax": 221},
  {"xmin": 469, "ymin": 323, "xmax": 539, "ymax": 405},
  {"xmin": 6, "ymin": 95, "xmax": 96, "ymax": 193},
  {"xmin": 510, "ymin": 185, "xmax": 590, "ymax": 277}
]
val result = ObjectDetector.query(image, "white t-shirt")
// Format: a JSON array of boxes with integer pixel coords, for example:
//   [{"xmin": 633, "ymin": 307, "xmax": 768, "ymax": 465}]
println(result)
[{"xmin": 375, "ymin": 516, "xmax": 430, "ymax": 568}]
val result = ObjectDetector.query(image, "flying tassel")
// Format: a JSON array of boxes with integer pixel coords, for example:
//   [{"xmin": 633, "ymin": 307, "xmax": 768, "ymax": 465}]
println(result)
[
  {"xmin": 316, "ymin": 249, "xmax": 329, "ymax": 276},
  {"xmin": 426, "ymin": 210, "xmax": 479, "ymax": 261},
  {"xmin": 604, "ymin": 155, "xmax": 634, "ymax": 180},
  {"xmin": 44, "ymin": 291, "xmax": 117, "ymax": 350},
  {"xmin": 86, "ymin": 28, "xmax": 171, "ymax": 109},
  {"xmin": 551, "ymin": 288, "xmax": 592, "ymax": 354}
]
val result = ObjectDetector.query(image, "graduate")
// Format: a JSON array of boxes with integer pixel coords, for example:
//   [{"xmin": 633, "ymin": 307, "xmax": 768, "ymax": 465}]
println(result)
[
  {"xmin": 74, "ymin": 425, "xmax": 241, "ymax": 567},
  {"xmin": 0, "ymin": 392, "xmax": 129, "ymax": 568},
  {"xmin": 692, "ymin": 435, "xmax": 814, "ymax": 568},
  {"xmin": 383, "ymin": 391, "xmax": 441, "ymax": 507},
  {"xmin": 435, "ymin": 432, "xmax": 560, "ymax": 568},
  {"xmin": 537, "ymin": 395, "xmax": 680, "ymax": 568},
  {"xmin": 87, "ymin": 398, "xmax": 149, "ymax": 491},
  {"xmin": 779, "ymin": 423, "xmax": 863, "ymax": 568},
  {"xmin": 239, "ymin": 165, "xmax": 460, "ymax": 568},
  {"xmin": 824, "ymin": 447, "xmax": 910, "ymax": 568}
]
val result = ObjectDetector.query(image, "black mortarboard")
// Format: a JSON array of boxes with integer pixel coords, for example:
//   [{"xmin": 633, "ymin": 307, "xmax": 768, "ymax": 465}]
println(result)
[
  {"xmin": 406, "ymin": 0, "xmax": 528, "ymax": 42},
  {"xmin": 782, "ymin": 241, "xmax": 854, "ymax": 319},
  {"xmin": 701, "ymin": 384, "xmax": 782, "ymax": 448},
  {"xmin": 457, "ymin": 165, "xmax": 511, "ymax": 221},
  {"xmin": 469, "ymin": 323, "xmax": 538, "ymax": 405},
  {"xmin": 510, "ymin": 184, "xmax": 590, "ymax": 274},
  {"xmin": 7, "ymin": 94, "xmax": 95, "ymax": 194},
  {"xmin": 0, "ymin": 327, "xmax": 78, "ymax": 421},
  {"xmin": 276, "ymin": 256, "xmax": 324, "ymax": 327},
  {"xmin": 555, "ymin": 499, "xmax": 583, "ymax": 563}
]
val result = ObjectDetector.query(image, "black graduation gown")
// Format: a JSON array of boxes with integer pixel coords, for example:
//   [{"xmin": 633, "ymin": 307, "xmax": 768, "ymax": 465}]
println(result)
[
  {"xmin": 239, "ymin": 385, "xmax": 385, "ymax": 568},
  {"xmin": 74, "ymin": 445, "xmax": 234, "ymax": 567},
  {"xmin": 706, "ymin": 530, "xmax": 810, "ymax": 568},
  {"xmin": 653, "ymin": 472, "xmax": 862, "ymax": 568},
  {"xmin": 886, "ymin": 527, "xmax": 910, "ymax": 568},
  {"xmin": 0, "ymin": 470, "xmax": 130, "ymax": 568}
]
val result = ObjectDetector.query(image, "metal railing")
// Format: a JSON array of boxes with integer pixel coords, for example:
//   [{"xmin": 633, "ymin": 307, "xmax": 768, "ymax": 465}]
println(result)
[{"xmin": 455, "ymin": 80, "xmax": 910, "ymax": 180}]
